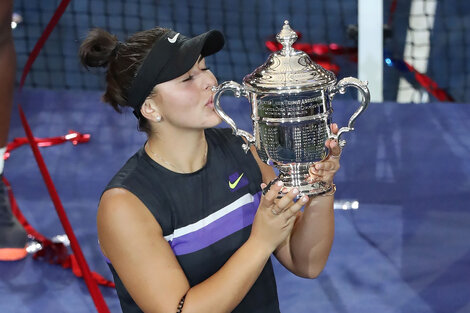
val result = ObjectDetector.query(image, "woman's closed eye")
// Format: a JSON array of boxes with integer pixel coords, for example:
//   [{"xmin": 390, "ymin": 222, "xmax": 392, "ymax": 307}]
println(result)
[
  {"xmin": 182, "ymin": 75, "xmax": 193, "ymax": 82},
  {"xmin": 182, "ymin": 68, "xmax": 211, "ymax": 82}
]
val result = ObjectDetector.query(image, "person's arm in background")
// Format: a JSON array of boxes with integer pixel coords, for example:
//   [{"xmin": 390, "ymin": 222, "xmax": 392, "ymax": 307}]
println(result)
[
  {"xmin": 0, "ymin": 0, "xmax": 15, "ymax": 149},
  {"xmin": 0, "ymin": 0, "xmax": 28, "ymax": 262}
]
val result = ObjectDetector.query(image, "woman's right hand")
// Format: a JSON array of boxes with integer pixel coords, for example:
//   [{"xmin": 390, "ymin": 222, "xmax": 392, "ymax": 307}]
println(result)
[{"xmin": 249, "ymin": 180, "xmax": 309, "ymax": 253}]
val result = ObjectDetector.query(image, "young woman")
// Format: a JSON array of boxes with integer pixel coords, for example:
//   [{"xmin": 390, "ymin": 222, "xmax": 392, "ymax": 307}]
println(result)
[{"xmin": 79, "ymin": 26, "xmax": 341, "ymax": 313}]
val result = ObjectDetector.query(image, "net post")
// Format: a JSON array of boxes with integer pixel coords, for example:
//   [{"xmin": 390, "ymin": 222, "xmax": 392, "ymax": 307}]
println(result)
[
  {"xmin": 397, "ymin": 0, "xmax": 437, "ymax": 103},
  {"xmin": 358, "ymin": 0, "xmax": 383, "ymax": 102}
]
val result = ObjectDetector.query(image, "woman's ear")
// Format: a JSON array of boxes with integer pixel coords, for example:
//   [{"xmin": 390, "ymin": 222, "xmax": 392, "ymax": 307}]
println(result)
[{"xmin": 140, "ymin": 98, "xmax": 162, "ymax": 122}]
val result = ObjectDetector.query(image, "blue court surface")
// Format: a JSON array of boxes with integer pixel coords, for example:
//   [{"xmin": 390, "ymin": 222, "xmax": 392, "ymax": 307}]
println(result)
[{"xmin": 1, "ymin": 88, "xmax": 469, "ymax": 313}]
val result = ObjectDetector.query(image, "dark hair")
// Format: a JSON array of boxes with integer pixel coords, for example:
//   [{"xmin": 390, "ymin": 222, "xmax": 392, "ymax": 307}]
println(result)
[{"xmin": 79, "ymin": 27, "xmax": 170, "ymax": 135}]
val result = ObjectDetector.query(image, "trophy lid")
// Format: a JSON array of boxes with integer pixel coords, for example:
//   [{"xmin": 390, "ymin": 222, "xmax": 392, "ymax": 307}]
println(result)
[{"xmin": 243, "ymin": 20, "xmax": 336, "ymax": 93}]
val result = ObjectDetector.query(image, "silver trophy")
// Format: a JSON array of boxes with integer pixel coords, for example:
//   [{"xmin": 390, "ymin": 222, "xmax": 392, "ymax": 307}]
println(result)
[{"xmin": 213, "ymin": 21, "xmax": 370, "ymax": 196}]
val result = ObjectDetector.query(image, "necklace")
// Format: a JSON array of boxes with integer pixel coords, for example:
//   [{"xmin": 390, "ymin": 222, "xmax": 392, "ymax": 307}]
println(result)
[{"xmin": 146, "ymin": 140, "xmax": 208, "ymax": 173}]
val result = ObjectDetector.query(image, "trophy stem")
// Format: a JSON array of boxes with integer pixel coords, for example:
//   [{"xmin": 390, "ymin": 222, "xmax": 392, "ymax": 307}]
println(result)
[{"xmin": 276, "ymin": 163, "xmax": 333, "ymax": 197}]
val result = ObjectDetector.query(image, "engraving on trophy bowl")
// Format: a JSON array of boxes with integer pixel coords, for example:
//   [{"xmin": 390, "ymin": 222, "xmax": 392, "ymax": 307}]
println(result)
[
  {"xmin": 259, "ymin": 120, "xmax": 329, "ymax": 163},
  {"xmin": 255, "ymin": 90, "xmax": 331, "ymax": 164}
]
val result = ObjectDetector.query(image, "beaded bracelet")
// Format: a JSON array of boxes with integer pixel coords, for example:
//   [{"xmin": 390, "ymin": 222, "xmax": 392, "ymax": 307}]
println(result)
[
  {"xmin": 176, "ymin": 294, "xmax": 186, "ymax": 313},
  {"xmin": 321, "ymin": 183, "xmax": 336, "ymax": 196}
]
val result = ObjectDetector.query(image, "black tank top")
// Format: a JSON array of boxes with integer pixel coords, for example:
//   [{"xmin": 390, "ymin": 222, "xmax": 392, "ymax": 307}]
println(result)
[{"xmin": 104, "ymin": 128, "xmax": 280, "ymax": 313}]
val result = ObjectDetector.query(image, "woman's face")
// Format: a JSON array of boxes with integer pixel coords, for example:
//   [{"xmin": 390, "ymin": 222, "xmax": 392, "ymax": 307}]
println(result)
[{"xmin": 151, "ymin": 57, "xmax": 221, "ymax": 130}]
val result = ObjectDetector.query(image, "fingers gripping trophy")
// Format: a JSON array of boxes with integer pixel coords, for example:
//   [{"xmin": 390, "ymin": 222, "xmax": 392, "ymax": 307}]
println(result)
[{"xmin": 213, "ymin": 21, "xmax": 370, "ymax": 197}]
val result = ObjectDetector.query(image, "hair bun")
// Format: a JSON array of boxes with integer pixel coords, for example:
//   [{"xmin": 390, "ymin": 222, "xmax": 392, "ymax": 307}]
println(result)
[{"xmin": 79, "ymin": 28, "xmax": 119, "ymax": 69}]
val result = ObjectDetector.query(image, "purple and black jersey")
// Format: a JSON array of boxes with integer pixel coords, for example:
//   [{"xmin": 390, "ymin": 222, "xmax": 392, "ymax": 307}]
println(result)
[{"xmin": 104, "ymin": 128, "xmax": 280, "ymax": 313}]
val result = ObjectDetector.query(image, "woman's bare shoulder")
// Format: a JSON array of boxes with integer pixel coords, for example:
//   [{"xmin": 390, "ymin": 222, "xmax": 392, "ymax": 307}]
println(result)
[{"xmin": 98, "ymin": 187, "xmax": 163, "ymax": 236}]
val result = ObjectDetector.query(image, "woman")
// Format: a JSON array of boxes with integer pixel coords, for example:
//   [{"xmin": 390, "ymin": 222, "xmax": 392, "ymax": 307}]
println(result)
[{"xmin": 79, "ymin": 26, "xmax": 341, "ymax": 313}]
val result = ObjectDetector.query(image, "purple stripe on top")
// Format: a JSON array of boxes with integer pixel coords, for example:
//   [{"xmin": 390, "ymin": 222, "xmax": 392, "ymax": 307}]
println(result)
[{"xmin": 169, "ymin": 192, "xmax": 262, "ymax": 256}]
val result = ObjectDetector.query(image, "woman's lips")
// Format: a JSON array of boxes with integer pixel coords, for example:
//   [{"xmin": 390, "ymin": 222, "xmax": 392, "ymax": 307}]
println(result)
[{"xmin": 206, "ymin": 97, "xmax": 214, "ymax": 108}]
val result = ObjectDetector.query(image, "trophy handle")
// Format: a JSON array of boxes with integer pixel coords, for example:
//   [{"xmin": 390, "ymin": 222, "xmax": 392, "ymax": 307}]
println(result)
[
  {"xmin": 212, "ymin": 81, "xmax": 255, "ymax": 153},
  {"xmin": 328, "ymin": 77, "xmax": 370, "ymax": 147}
]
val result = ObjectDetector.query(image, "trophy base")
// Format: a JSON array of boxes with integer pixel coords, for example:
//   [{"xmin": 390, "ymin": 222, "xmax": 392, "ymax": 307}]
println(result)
[{"xmin": 275, "ymin": 163, "xmax": 333, "ymax": 198}]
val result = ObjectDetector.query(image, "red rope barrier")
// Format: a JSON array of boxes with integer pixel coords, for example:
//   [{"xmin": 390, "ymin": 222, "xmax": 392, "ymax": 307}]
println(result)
[
  {"xmin": 4, "ymin": 130, "xmax": 90, "ymax": 160},
  {"xmin": 14, "ymin": 0, "xmax": 112, "ymax": 311},
  {"xmin": 2, "ymin": 176, "xmax": 115, "ymax": 288}
]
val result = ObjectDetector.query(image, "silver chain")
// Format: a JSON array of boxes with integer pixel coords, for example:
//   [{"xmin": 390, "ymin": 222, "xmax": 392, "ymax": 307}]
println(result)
[{"xmin": 146, "ymin": 140, "xmax": 207, "ymax": 173}]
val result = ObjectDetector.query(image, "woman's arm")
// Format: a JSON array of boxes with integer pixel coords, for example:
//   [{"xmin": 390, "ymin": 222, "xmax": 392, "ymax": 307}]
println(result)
[
  {"xmin": 98, "ymin": 182, "xmax": 304, "ymax": 313},
  {"xmin": 250, "ymin": 124, "xmax": 341, "ymax": 278},
  {"xmin": 273, "ymin": 190, "xmax": 335, "ymax": 278}
]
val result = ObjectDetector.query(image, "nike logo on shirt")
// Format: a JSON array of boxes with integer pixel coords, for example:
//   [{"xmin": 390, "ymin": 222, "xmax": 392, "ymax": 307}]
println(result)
[{"xmin": 229, "ymin": 173, "xmax": 244, "ymax": 189}]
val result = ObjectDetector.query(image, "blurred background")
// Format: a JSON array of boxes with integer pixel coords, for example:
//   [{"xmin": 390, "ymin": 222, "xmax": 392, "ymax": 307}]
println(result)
[
  {"xmin": 1, "ymin": 1, "xmax": 469, "ymax": 312},
  {"xmin": 11, "ymin": 0, "xmax": 470, "ymax": 103}
]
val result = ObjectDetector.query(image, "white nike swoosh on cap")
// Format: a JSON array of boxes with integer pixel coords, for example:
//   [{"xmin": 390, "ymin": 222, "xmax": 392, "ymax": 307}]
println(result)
[{"xmin": 168, "ymin": 33, "xmax": 180, "ymax": 43}]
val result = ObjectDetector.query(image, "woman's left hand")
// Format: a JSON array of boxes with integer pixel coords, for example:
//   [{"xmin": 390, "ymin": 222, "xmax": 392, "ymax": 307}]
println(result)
[{"xmin": 307, "ymin": 123, "xmax": 341, "ymax": 185}]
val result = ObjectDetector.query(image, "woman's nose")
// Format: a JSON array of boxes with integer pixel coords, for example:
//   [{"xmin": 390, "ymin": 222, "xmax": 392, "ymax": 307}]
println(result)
[{"xmin": 203, "ymin": 71, "xmax": 218, "ymax": 90}]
